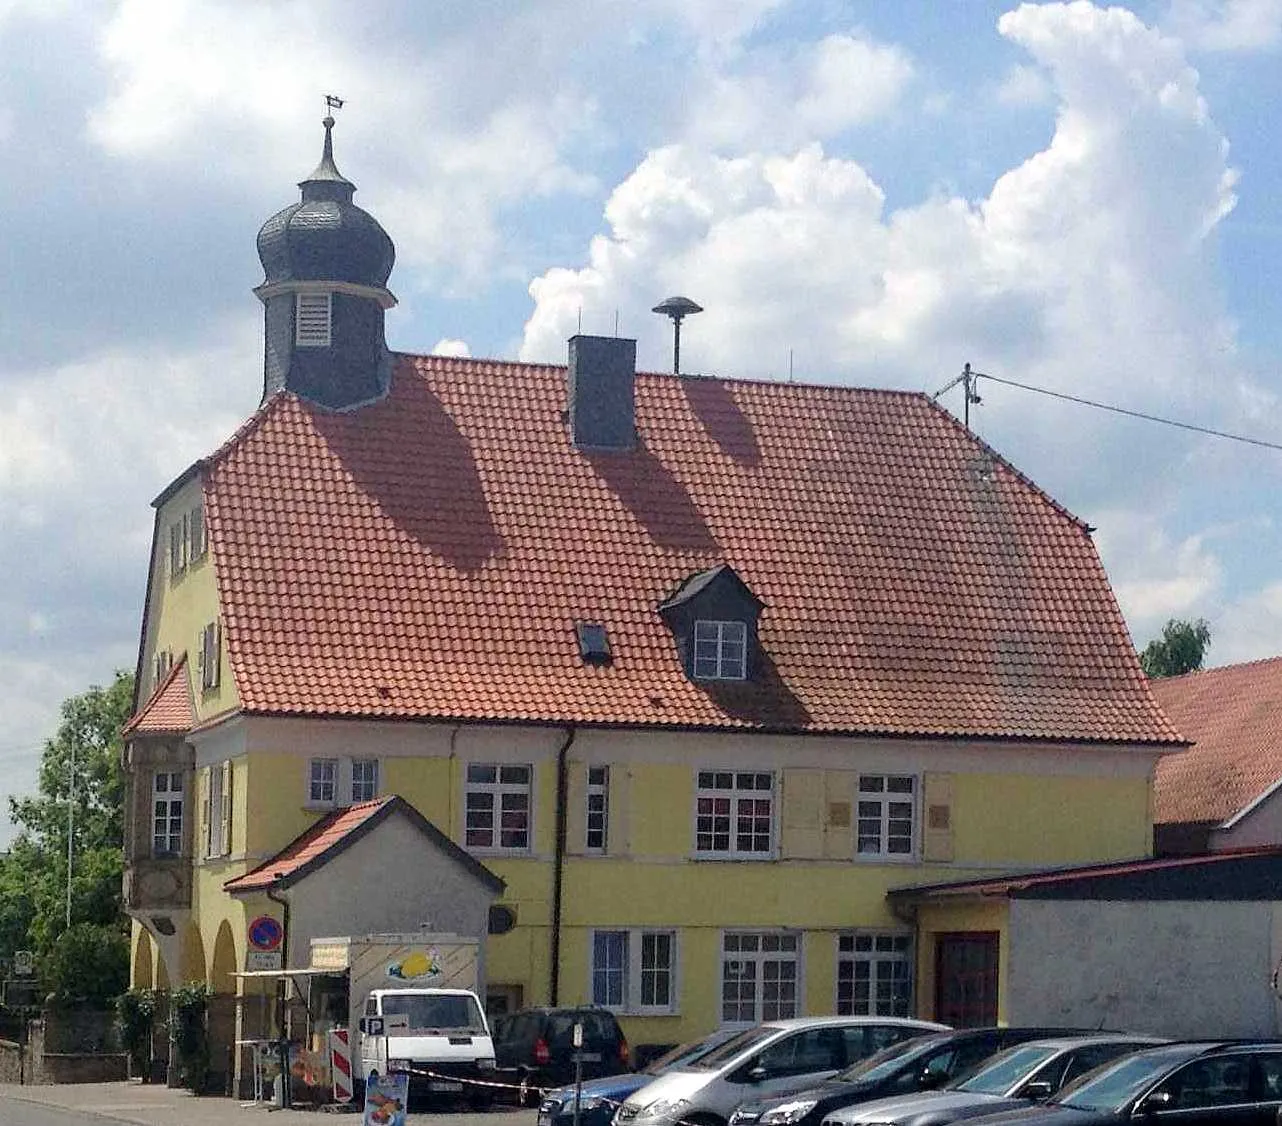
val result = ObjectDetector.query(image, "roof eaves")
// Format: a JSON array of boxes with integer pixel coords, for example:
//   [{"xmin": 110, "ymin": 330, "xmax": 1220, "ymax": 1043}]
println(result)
[{"xmin": 237, "ymin": 707, "xmax": 1189, "ymax": 747}]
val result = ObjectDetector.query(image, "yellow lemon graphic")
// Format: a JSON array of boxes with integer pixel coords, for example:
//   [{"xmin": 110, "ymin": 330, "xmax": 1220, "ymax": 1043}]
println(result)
[{"xmin": 398, "ymin": 951, "xmax": 431, "ymax": 979}]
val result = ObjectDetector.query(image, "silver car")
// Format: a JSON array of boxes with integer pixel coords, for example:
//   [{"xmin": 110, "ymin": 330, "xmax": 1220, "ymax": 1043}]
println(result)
[
  {"xmin": 817, "ymin": 1035, "xmax": 1166, "ymax": 1126},
  {"xmin": 614, "ymin": 1017, "xmax": 949, "ymax": 1126}
]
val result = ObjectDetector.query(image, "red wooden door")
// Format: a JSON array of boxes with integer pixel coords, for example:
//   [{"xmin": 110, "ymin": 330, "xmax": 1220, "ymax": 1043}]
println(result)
[{"xmin": 934, "ymin": 932, "xmax": 999, "ymax": 1027}]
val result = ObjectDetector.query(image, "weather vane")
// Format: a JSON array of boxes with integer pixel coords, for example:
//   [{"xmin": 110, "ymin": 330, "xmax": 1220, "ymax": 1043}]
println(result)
[{"xmin": 325, "ymin": 93, "xmax": 345, "ymax": 118}]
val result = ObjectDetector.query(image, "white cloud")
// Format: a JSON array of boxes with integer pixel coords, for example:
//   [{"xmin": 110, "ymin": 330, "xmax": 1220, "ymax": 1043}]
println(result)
[
  {"xmin": 1166, "ymin": 0, "xmax": 1282, "ymax": 51},
  {"xmin": 520, "ymin": 0, "xmax": 1255, "ymax": 547},
  {"xmin": 995, "ymin": 63, "xmax": 1053, "ymax": 106},
  {"xmin": 431, "ymin": 338, "xmax": 472, "ymax": 358},
  {"xmin": 1215, "ymin": 581, "xmax": 1282, "ymax": 663},
  {"xmin": 1094, "ymin": 513, "xmax": 1223, "ymax": 635},
  {"xmin": 686, "ymin": 32, "xmax": 915, "ymax": 150}
]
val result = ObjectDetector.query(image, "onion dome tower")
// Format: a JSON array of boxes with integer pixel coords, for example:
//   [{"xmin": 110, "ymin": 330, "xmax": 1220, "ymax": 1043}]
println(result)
[{"xmin": 254, "ymin": 112, "xmax": 396, "ymax": 410}]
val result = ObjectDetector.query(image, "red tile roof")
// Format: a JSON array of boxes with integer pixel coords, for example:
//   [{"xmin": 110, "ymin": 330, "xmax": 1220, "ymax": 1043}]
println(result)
[
  {"xmin": 1152, "ymin": 657, "xmax": 1282, "ymax": 825},
  {"xmin": 198, "ymin": 354, "xmax": 1180, "ymax": 744},
  {"xmin": 224, "ymin": 794, "xmax": 502, "ymax": 893},
  {"xmin": 123, "ymin": 656, "xmax": 193, "ymax": 736}
]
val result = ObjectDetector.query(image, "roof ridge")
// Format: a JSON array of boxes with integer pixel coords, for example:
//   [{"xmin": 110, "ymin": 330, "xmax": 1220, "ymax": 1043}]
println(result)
[
  {"xmin": 1155, "ymin": 654, "xmax": 1282, "ymax": 685},
  {"xmin": 398, "ymin": 349, "xmax": 933, "ymax": 399}
]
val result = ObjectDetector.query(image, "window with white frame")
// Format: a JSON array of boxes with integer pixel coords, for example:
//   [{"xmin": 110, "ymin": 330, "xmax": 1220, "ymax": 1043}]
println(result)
[
  {"xmin": 199, "ymin": 621, "xmax": 221, "ymax": 691},
  {"xmin": 837, "ymin": 932, "xmax": 913, "ymax": 1017},
  {"xmin": 695, "ymin": 770, "xmax": 774, "ymax": 857},
  {"xmin": 352, "ymin": 759, "xmax": 379, "ymax": 803},
  {"xmin": 152, "ymin": 770, "xmax": 183, "ymax": 857},
  {"xmin": 586, "ymin": 765, "xmax": 608, "ymax": 852},
  {"xmin": 465, "ymin": 763, "xmax": 531, "ymax": 851},
  {"xmin": 856, "ymin": 774, "xmax": 916, "ymax": 858},
  {"xmin": 722, "ymin": 932, "xmax": 799, "ymax": 1024},
  {"xmin": 591, "ymin": 929, "xmax": 677, "ymax": 1013},
  {"xmin": 190, "ymin": 503, "xmax": 206, "ymax": 561},
  {"xmin": 204, "ymin": 761, "xmax": 232, "ymax": 859},
  {"xmin": 693, "ymin": 619, "xmax": 748, "ymax": 680},
  {"xmin": 296, "ymin": 292, "xmax": 332, "ymax": 347},
  {"xmin": 309, "ymin": 759, "xmax": 337, "ymax": 805},
  {"xmin": 305, "ymin": 757, "xmax": 380, "ymax": 808}
]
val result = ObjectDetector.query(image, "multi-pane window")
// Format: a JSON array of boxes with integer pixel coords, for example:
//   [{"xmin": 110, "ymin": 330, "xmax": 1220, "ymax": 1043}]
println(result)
[
  {"xmin": 695, "ymin": 771, "xmax": 774, "ymax": 857},
  {"xmin": 722, "ymin": 932, "xmax": 799, "ymax": 1024},
  {"xmin": 693, "ymin": 620, "xmax": 748, "ymax": 680},
  {"xmin": 592, "ymin": 931, "xmax": 628, "ymax": 1008},
  {"xmin": 296, "ymin": 292, "xmax": 333, "ymax": 347},
  {"xmin": 352, "ymin": 759, "xmax": 379, "ymax": 802},
  {"xmin": 152, "ymin": 771, "xmax": 183, "ymax": 856},
  {"xmin": 640, "ymin": 932, "xmax": 674, "ymax": 1009},
  {"xmin": 857, "ymin": 775, "xmax": 916, "ymax": 858},
  {"xmin": 591, "ymin": 929, "xmax": 677, "ymax": 1013},
  {"xmin": 837, "ymin": 932, "xmax": 913, "ymax": 1017},
  {"xmin": 199, "ymin": 621, "xmax": 221, "ymax": 691},
  {"xmin": 309, "ymin": 759, "xmax": 337, "ymax": 805},
  {"xmin": 465, "ymin": 763, "xmax": 531, "ymax": 851},
  {"xmin": 586, "ymin": 765, "xmax": 608, "ymax": 852}
]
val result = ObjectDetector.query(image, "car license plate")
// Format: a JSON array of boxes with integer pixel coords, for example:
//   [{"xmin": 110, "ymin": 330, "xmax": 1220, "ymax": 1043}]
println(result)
[
  {"xmin": 431, "ymin": 1080, "xmax": 464, "ymax": 1092},
  {"xmin": 575, "ymin": 1051, "xmax": 602, "ymax": 1062}
]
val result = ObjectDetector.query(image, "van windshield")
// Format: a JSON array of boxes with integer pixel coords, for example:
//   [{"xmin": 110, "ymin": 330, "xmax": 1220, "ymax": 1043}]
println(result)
[{"xmin": 380, "ymin": 993, "xmax": 486, "ymax": 1034}]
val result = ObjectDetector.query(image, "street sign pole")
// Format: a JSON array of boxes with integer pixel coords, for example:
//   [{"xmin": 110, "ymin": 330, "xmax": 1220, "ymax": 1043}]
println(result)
[{"xmin": 572, "ymin": 1021, "xmax": 584, "ymax": 1126}]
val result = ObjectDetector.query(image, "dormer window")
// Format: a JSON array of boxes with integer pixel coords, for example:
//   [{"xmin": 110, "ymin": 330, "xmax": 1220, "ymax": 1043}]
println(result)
[
  {"xmin": 659, "ymin": 563, "xmax": 764, "ymax": 684},
  {"xmin": 295, "ymin": 292, "xmax": 332, "ymax": 347},
  {"xmin": 694, "ymin": 620, "xmax": 747, "ymax": 680}
]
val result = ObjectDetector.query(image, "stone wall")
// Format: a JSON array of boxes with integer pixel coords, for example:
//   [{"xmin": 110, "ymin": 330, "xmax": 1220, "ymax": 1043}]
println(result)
[{"xmin": 0, "ymin": 1037, "xmax": 29, "ymax": 1083}]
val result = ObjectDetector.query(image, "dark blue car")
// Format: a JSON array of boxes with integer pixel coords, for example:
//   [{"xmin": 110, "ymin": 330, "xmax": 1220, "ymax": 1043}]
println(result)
[{"xmin": 539, "ymin": 1030, "xmax": 741, "ymax": 1126}]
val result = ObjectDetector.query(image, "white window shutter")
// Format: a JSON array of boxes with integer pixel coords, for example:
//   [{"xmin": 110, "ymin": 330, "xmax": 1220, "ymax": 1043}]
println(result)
[{"xmin": 220, "ymin": 760, "xmax": 233, "ymax": 857}]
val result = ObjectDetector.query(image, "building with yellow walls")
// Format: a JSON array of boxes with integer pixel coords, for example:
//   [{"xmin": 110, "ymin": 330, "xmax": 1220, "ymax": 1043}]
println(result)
[{"xmin": 120, "ymin": 115, "xmax": 1185, "ymax": 1093}]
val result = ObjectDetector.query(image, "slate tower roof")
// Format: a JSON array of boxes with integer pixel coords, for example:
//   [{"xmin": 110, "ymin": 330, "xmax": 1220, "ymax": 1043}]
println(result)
[{"xmin": 253, "ymin": 114, "xmax": 396, "ymax": 411}]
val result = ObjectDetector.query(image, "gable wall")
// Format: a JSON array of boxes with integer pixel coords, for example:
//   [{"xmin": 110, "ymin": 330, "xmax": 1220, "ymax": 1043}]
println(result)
[
  {"xmin": 141, "ymin": 479, "xmax": 237, "ymax": 720},
  {"xmin": 1213, "ymin": 785, "xmax": 1282, "ymax": 850}
]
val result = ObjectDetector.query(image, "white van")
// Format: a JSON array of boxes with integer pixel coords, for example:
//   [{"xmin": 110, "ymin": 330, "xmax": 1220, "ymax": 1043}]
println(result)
[
  {"xmin": 614, "ymin": 1017, "xmax": 947, "ymax": 1126},
  {"xmin": 360, "ymin": 987, "xmax": 496, "ymax": 1102}
]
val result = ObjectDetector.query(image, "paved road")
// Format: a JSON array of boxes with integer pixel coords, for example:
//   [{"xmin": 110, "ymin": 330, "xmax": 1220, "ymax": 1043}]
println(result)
[{"xmin": 0, "ymin": 1083, "xmax": 541, "ymax": 1126}]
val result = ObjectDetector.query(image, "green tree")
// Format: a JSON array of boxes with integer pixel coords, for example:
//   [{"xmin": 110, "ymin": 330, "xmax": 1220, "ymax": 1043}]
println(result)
[
  {"xmin": 41, "ymin": 922, "xmax": 128, "ymax": 1008},
  {"xmin": 1139, "ymin": 618, "xmax": 1211, "ymax": 679},
  {"xmin": 0, "ymin": 671, "xmax": 133, "ymax": 960}
]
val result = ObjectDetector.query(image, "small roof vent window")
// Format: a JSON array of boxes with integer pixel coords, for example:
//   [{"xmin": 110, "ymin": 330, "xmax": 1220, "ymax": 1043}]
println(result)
[{"xmin": 576, "ymin": 622, "xmax": 611, "ymax": 665}]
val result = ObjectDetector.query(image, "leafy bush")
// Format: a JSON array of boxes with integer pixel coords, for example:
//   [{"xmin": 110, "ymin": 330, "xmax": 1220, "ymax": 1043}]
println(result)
[
  {"xmin": 41, "ymin": 923, "xmax": 128, "ymax": 1008},
  {"xmin": 117, "ymin": 988, "xmax": 158, "ymax": 1078},
  {"xmin": 171, "ymin": 982, "xmax": 210, "ymax": 1093}
]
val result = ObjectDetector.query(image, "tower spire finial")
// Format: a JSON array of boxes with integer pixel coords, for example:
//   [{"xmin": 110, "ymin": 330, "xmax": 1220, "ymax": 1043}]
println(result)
[{"xmin": 300, "ymin": 95, "xmax": 353, "ymax": 200}]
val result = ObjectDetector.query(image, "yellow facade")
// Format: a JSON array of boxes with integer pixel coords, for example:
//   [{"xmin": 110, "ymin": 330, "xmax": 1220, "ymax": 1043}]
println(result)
[{"xmin": 130, "ymin": 493, "xmax": 1162, "ymax": 1041}]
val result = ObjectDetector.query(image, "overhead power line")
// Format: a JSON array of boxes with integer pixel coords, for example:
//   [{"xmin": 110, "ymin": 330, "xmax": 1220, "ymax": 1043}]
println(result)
[{"xmin": 936, "ymin": 366, "xmax": 1282, "ymax": 453}]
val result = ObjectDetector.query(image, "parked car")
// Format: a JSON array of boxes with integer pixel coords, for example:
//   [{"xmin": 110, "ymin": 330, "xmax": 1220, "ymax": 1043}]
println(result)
[
  {"xmin": 539, "ymin": 1029, "xmax": 742, "ymax": 1126},
  {"xmin": 614, "ymin": 1016, "xmax": 949, "ymax": 1126},
  {"xmin": 496, "ymin": 1007, "xmax": 631, "ymax": 1097},
  {"xmin": 948, "ymin": 1041, "xmax": 1282, "ymax": 1126},
  {"xmin": 728, "ymin": 1028, "xmax": 1099, "ymax": 1126},
  {"xmin": 815, "ymin": 1036, "xmax": 1166, "ymax": 1126}
]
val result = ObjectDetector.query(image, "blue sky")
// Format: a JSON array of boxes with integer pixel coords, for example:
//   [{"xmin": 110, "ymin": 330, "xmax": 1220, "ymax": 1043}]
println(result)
[{"xmin": 2, "ymin": 0, "xmax": 1281, "ymax": 845}]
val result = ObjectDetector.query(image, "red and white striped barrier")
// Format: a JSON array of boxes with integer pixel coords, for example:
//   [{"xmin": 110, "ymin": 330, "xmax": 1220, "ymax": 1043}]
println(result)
[{"xmin": 329, "ymin": 1027, "xmax": 354, "ymax": 1104}]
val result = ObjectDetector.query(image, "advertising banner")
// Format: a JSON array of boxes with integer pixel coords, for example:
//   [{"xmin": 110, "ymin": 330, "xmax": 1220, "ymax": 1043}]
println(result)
[{"xmin": 363, "ymin": 1070, "xmax": 409, "ymax": 1126}]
